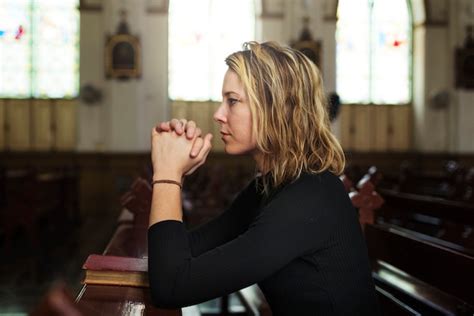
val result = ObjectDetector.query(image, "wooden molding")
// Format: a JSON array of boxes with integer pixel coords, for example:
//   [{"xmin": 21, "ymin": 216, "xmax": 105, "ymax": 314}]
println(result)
[
  {"xmin": 261, "ymin": 0, "xmax": 284, "ymax": 19},
  {"xmin": 146, "ymin": 0, "xmax": 169, "ymax": 14},
  {"xmin": 79, "ymin": 0, "xmax": 102, "ymax": 12}
]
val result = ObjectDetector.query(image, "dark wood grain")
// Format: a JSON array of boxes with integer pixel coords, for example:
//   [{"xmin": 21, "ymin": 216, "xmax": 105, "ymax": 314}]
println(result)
[
  {"xmin": 365, "ymin": 223, "xmax": 474, "ymax": 306},
  {"xmin": 76, "ymin": 284, "xmax": 180, "ymax": 316}
]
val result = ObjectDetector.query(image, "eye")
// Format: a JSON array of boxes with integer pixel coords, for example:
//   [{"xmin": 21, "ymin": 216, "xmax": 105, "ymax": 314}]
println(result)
[{"xmin": 227, "ymin": 98, "xmax": 239, "ymax": 106}]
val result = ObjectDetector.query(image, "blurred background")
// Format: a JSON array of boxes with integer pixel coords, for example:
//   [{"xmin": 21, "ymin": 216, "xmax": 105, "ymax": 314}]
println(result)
[{"xmin": 0, "ymin": 0, "xmax": 473, "ymax": 315}]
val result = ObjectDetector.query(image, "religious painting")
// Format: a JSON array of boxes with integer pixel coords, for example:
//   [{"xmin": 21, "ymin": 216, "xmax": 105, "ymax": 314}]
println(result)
[
  {"xmin": 291, "ymin": 16, "xmax": 322, "ymax": 69},
  {"xmin": 292, "ymin": 40, "xmax": 322, "ymax": 69},
  {"xmin": 455, "ymin": 48, "xmax": 474, "ymax": 89},
  {"xmin": 105, "ymin": 34, "xmax": 141, "ymax": 79},
  {"xmin": 455, "ymin": 25, "xmax": 474, "ymax": 89}
]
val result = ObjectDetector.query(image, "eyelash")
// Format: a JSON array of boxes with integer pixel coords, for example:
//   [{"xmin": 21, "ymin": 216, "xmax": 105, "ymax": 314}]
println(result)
[{"xmin": 227, "ymin": 98, "xmax": 239, "ymax": 106}]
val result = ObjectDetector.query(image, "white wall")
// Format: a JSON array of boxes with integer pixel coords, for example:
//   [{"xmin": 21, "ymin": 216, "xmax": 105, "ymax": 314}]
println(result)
[
  {"xmin": 78, "ymin": 0, "xmax": 168, "ymax": 151},
  {"xmin": 77, "ymin": 0, "xmax": 474, "ymax": 153},
  {"xmin": 450, "ymin": 0, "xmax": 474, "ymax": 153},
  {"xmin": 78, "ymin": 0, "xmax": 338, "ymax": 152}
]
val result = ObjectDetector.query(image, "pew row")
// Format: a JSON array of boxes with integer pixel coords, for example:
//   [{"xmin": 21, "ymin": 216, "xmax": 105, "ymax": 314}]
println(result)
[
  {"xmin": 74, "ymin": 177, "xmax": 182, "ymax": 315},
  {"xmin": 366, "ymin": 223, "xmax": 474, "ymax": 314},
  {"xmin": 377, "ymin": 188, "xmax": 474, "ymax": 253}
]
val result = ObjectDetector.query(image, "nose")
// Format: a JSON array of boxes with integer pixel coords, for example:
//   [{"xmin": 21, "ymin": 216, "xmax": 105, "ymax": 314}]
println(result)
[{"xmin": 213, "ymin": 103, "xmax": 227, "ymax": 124}]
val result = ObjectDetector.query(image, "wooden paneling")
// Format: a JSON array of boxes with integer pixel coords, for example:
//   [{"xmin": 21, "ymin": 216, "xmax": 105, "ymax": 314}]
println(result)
[
  {"xmin": 211, "ymin": 102, "xmax": 225, "ymax": 152},
  {"xmin": 353, "ymin": 105, "xmax": 373, "ymax": 151},
  {"xmin": 374, "ymin": 105, "xmax": 389, "ymax": 151},
  {"xmin": 0, "ymin": 98, "xmax": 77, "ymax": 151},
  {"xmin": 390, "ymin": 106, "xmax": 412, "ymax": 151},
  {"xmin": 171, "ymin": 101, "xmax": 224, "ymax": 152},
  {"xmin": 32, "ymin": 99, "xmax": 53, "ymax": 150},
  {"xmin": 55, "ymin": 100, "xmax": 76, "ymax": 150},
  {"xmin": 340, "ymin": 105, "xmax": 353, "ymax": 151},
  {"xmin": 171, "ymin": 102, "xmax": 413, "ymax": 153},
  {"xmin": 0, "ymin": 100, "xmax": 5, "ymax": 150},
  {"xmin": 171, "ymin": 101, "xmax": 188, "ymax": 122},
  {"xmin": 189, "ymin": 101, "xmax": 215, "ymax": 134},
  {"xmin": 340, "ymin": 104, "xmax": 412, "ymax": 152},
  {"xmin": 7, "ymin": 100, "xmax": 31, "ymax": 151}
]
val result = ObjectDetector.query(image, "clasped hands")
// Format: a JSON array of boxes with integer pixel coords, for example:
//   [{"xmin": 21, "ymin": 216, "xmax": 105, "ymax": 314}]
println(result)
[{"xmin": 151, "ymin": 118, "xmax": 213, "ymax": 181}]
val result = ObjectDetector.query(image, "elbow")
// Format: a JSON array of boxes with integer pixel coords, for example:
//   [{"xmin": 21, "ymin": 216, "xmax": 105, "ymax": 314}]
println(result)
[{"xmin": 149, "ymin": 281, "xmax": 184, "ymax": 309}]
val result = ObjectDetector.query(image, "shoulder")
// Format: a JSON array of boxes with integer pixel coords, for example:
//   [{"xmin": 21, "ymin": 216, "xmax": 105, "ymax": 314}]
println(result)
[
  {"xmin": 280, "ymin": 170, "xmax": 345, "ymax": 199},
  {"xmin": 261, "ymin": 170, "xmax": 349, "ymax": 218}
]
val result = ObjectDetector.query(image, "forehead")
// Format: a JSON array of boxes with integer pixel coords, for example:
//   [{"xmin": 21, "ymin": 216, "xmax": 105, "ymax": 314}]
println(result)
[{"xmin": 222, "ymin": 69, "xmax": 245, "ymax": 95}]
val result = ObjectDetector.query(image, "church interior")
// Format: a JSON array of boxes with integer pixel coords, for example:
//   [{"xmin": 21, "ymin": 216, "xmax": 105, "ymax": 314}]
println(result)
[{"xmin": 1, "ymin": 0, "xmax": 474, "ymax": 315}]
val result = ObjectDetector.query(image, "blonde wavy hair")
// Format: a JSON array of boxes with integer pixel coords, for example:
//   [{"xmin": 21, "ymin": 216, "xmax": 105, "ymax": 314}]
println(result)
[{"xmin": 225, "ymin": 41, "xmax": 345, "ymax": 193}]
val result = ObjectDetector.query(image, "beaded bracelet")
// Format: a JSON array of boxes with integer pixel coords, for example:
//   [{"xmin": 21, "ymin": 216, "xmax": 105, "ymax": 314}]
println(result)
[{"xmin": 151, "ymin": 179, "xmax": 182, "ymax": 189}]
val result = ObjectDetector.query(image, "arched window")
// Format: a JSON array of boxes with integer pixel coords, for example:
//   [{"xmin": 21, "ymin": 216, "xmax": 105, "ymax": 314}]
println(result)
[
  {"xmin": 168, "ymin": 0, "xmax": 256, "ymax": 101},
  {"xmin": 0, "ymin": 0, "xmax": 79, "ymax": 98},
  {"xmin": 336, "ymin": 0, "xmax": 411, "ymax": 104}
]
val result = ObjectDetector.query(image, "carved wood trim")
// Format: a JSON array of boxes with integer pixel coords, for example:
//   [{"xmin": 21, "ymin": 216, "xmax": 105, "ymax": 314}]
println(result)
[
  {"xmin": 260, "ymin": 0, "xmax": 284, "ymax": 19},
  {"xmin": 146, "ymin": 0, "xmax": 169, "ymax": 14},
  {"xmin": 79, "ymin": 0, "xmax": 102, "ymax": 12}
]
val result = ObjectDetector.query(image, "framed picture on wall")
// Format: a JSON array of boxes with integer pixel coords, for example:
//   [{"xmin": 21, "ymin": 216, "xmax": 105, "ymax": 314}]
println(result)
[
  {"xmin": 292, "ymin": 40, "xmax": 322, "ymax": 69},
  {"xmin": 105, "ymin": 34, "xmax": 142, "ymax": 80},
  {"xmin": 455, "ymin": 48, "xmax": 474, "ymax": 89}
]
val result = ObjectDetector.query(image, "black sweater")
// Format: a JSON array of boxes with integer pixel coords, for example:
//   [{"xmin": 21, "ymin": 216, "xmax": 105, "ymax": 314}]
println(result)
[{"xmin": 148, "ymin": 171, "xmax": 381, "ymax": 315}]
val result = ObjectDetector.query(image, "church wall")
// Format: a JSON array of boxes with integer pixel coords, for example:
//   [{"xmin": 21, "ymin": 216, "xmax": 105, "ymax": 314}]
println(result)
[
  {"xmin": 78, "ymin": 0, "xmax": 169, "ymax": 152},
  {"xmin": 78, "ymin": 0, "xmax": 338, "ymax": 152},
  {"xmin": 449, "ymin": 0, "xmax": 474, "ymax": 153},
  {"xmin": 75, "ymin": 0, "xmax": 474, "ymax": 153},
  {"xmin": 416, "ymin": 0, "xmax": 474, "ymax": 153}
]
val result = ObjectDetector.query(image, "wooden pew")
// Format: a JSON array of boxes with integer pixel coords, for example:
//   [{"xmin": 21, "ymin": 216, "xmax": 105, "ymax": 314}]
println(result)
[
  {"xmin": 366, "ymin": 222, "xmax": 474, "ymax": 314},
  {"xmin": 347, "ymin": 168, "xmax": 474, "ymax": 315},
  {"xmin": 30, "ymin": 282, "xmax": 88, "ymax": 316},
  {"xmin": 380, "ymin": 160, "xmax": 473, "ymax": 203},
  {"xmin": 75, "ymin": 176, "xmax": 182, "ymax": 315},
  {"xmin": 377, "ymin": 188, "xmax": 474, "ymax": 251},
  {"xmin": 74, "ymin": 170, "xmax": 474, "ymax": 315}
]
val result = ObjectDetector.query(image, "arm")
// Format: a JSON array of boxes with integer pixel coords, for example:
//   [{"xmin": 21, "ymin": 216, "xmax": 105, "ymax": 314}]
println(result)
[
  {"xmin": 149, "ymin": 125, "xmax": 258, "ymax": 256},
  {"xmin": 148, "ymin": 176, "xmax": 330, "ymax": 308},
  {"xmin": 186, "ymin": 178, "xmax": 260, "ymax": 257},
  {"xmin": 149, "ymin": 125, "xmax": 212, "ymax": 225}
]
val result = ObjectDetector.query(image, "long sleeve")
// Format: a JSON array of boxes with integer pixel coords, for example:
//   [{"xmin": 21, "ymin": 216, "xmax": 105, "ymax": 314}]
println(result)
[
  {"xmin": 186, "ymin": 178, "xmax": 260, "ymax": 257},
  {"xmin": 148, "ymin": 174, "xmax": 332, "ymax": 308}
]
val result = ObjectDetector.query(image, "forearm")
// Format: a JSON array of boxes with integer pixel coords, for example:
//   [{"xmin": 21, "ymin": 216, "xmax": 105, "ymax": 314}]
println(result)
[{"xmin": 149, "ymin": 171, "xmax": 183, "ymax": 226}]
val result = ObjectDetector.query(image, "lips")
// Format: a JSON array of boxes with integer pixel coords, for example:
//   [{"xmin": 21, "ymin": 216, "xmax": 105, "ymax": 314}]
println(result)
[{"xmin": 220, "ymin": 131, "xmax": 231, "ymax": 136}]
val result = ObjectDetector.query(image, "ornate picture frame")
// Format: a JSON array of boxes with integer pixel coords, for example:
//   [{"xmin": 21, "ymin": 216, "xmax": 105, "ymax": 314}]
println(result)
[
  {"xmin": 292, "ymin": 40, "xmax": 322, "ymax": 69},
  {"xmin": 455, "ymin": 48, "xmax": 474, "ymax": 89},
  {"xmin": 105, "ymin": 34, "xmax": 142, "ymax": 80}
]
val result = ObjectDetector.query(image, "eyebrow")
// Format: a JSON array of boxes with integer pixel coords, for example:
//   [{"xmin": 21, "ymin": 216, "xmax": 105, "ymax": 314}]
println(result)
[{"xmin": 223, "ymin": 91, "xmax": 241, "ymax": 97}]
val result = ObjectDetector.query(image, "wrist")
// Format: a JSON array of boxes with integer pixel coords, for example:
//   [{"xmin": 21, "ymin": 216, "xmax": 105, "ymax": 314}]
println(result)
[{"xmin": 152, "ymin": 169, "xmax": 182, "ymax": 183}]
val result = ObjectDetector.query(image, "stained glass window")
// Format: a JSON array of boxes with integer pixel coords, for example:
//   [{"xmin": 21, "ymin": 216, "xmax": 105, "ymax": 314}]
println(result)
[
  {"xmin": 0, "ymin": 0, "xmax": 79, "ymax": 99},
  {"xmin": 169, "ymin": 0, "xmax": 256, "ymax": 101},
  {"xmin": 336, "ymin": 0, "xmax": 411, "ymax": 104}
]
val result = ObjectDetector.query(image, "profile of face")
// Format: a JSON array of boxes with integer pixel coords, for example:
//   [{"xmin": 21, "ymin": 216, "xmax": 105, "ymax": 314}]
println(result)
[{"xmin": 213, "ymin": 69, "xmax": 256, "ymax": 155}]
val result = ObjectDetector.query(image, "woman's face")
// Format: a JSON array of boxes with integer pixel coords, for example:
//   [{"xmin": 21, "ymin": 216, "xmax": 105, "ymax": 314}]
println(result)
[{"xmin": 213, "ymin": 69, "xmax": 256, "ymax": 155}]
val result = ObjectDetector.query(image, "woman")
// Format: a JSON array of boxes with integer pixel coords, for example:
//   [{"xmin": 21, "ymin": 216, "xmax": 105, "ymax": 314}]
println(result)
[{"xmin": 149, "ymin": 41, "xmax": 381, "ymax": 315}]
